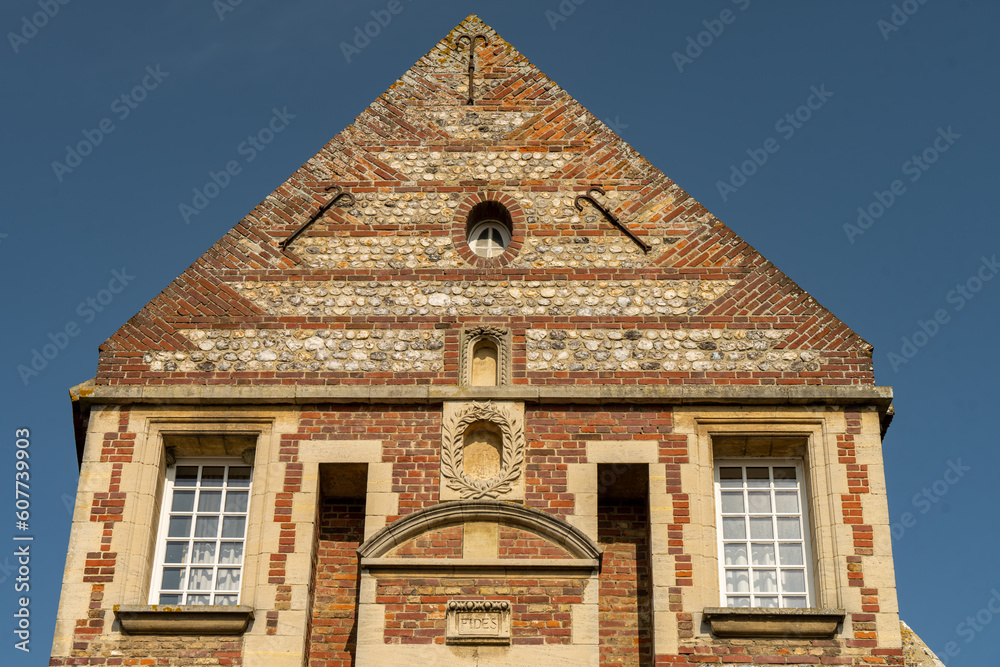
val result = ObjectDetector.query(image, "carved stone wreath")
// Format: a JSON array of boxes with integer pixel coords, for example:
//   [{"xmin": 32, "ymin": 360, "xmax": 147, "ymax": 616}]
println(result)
[{"xmin": 441, "ymin": 401, "xmax": 524, "ymax": 500}]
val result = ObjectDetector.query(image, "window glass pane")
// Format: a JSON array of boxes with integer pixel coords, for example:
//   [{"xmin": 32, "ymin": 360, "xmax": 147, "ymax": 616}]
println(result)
[
  {"xmin": 745, "ymin": 467, "xmax": 769, "ymax": 487},
  {"xmin": 217, "ymin": 569, "xmax": 241, "ymax": 591},
  {"xmin": 750, "ymin": 543, "xmax": 775, "ymax": 566},
  {"xmin": 194, "ymin": 516, "xmax": 219, "ymax": 538},
  {"xmin": 189, "ymin": 569, "xmax": 213, "ymax": 590},
  {"xmin": 171, "ymin": 490, "xmax": 195, "ymax": 512},
  {"xmin": 225, "ymin": 491, "xmax": 249, "ymax": 513},
  {"xmin": 168, "ymin": 516, "xmax": 191, "ymax": 538},
  {"xmin": 228, "ymin": 467, "xmax": 252, "ymax": 487},
  {"xmin": 161, "ymin": 568, "xmax": 183, "ymax": 590},
  {"xmin": 773, "ymin": 466, "xmax": 797, "ymax": 488},
  {"xmin": 720, "ymin": 492, "xmax": 744, "ymax": 514},
  {"xmin": 756, "ymin": 596, "xmax": 778, "ymax": 608},
  {"xmin": 222, "ymin": 516, "xmax": 246, "ymax": 538},
  {"xmin": 752, "ymin": 570, "xmax": 777, "ymax": 593},
  {"xmin": 719, "ymin": 467, "xmax": 743, "ymax": 484},
  {"xmin": 187, "ymin": 594, "xmax": 211, "ymax": 605},
  {"xmin": 220, "ymin": 542, "xmax": 244, "ymax": 565},
  {"xmin": 159, "ymin": 594, "xmax": 181, "ymax": 605},
  {"xmin": 164, "ymin": 542, "xmax": 188, "ymax": 564},
  {"xmin": 724, "ymin": 543, "xmax": 747, "ymax": 566},
  {"xmin": 175, "ymin": 467, "xmax": 198, "ymax": 487},
  {"xmin": 216, "ymin": 595, "xmax": 238, "ymax": 606},
  {"xmin": 776, "ymin": 517, "xmax": 801, "ymax": 540},
  {"xmin": 198, "ymin": 491, "xmax": 222, "ymax": 513},
  {"xmin": 722, "ymin": 517, "xmax": 746, "ymax": 540},
  {"xmin": 784, "ymin": 596, "xmax": 808, "ymax": 608},
  {"xmin": 192, "ymin": 542, "xmax": 217, "ymax": 564},
  {"xmin": 781, "ymin": 569, "xmax": 807, "ymax": 593},
  {"xmin": 201, "ymin": 467, "xmax": 225, "ymax": 487},
  {"xmin": 727, "ymin": 596, "xmax": 750, "ymax": 607},
  {"xmin": 725, "ymin": 570, "xmax": 749, "ymax": 593},
  {"xmin": 774, "ymin": 491, "xmax": 799, "ymax": 513},
  {"xmin": 749, "ymin": 517, "xmax": 773, "ymax": 539},
  {"xmin": 747, "ymin": 491, "xmax": 771, "ymax": 513},
  {"xmin": 778, "ymin": 543, "xmax": 804, "ymax": 566}
]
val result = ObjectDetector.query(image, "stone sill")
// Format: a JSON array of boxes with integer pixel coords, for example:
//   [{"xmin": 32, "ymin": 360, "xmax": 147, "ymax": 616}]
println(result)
[
  {"xmin": 113, "ymin": 605, "xmax": 254, "ymax": 635},
  {"xmin": 703, "ymin": 607, "xmax": 845, "ymax": 639}
]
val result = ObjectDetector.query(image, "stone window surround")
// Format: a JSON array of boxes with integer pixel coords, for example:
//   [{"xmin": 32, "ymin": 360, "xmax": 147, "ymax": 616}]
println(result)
[
  {"xmin": 675, "ymin": 411, "xmax": 855, "ymax": 640},
  {"xmin": 67, "ymin": 405, "xmax": 397, "ymax": 661}
]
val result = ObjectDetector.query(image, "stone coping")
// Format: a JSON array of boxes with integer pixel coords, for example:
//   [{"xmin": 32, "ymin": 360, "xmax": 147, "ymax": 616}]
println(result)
[
  {"xmin": 113, "ymin": 604, "xmax": 254, "ymax": 636},
  {"xmin": 78, "ymin": 382, "xmax": 893, "ymax": 412},
  {"xmin": 702, "ymin": 607, "xmax": 845, "ymax": 639}
]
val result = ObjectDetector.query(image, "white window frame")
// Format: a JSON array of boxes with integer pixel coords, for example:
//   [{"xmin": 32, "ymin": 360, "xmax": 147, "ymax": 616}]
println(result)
[
  {"xmin": 468, "ymin": 220, "xmax": 511, "ymax": 258},
  {"xmin": 149, "ymin": 458, "xmax": 252, "ymax": 606},
  {"xmin": 714, "ymin": 458, "xmax": 815, "ymax": 609}
]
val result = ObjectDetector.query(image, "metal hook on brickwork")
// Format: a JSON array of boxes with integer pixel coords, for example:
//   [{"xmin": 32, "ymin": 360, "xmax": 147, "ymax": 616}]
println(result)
[
  {"xmin": 455, "ymin": 32, "xmax": 488, "ymax": 105},
  {"xmin": 574, "ymin": 186, "xmax": 651, "ymax": 253},
  {"xmin": 279, "ymin": 185, "xmax": 356, "ymax": 251}
]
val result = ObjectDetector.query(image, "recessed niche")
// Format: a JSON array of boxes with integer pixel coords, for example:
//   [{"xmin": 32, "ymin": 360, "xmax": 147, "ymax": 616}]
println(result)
[{"xmin": 463, "ymin": 422, "xmax": 502, "ymax": 481}]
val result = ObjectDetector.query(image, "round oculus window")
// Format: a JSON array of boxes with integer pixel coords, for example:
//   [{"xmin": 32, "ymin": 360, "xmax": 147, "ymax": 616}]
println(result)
[{"xmin": 468, "ymin": 220, "xmax": 511, "ymax": 258}]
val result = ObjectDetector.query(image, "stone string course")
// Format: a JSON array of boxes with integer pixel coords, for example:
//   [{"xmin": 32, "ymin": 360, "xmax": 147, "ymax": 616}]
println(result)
[
  {"xmin": 143, "ymin": 329, "xmax": 445, "ymax": 374},
  {"xmin": 525, "ymin": 327, "xmax": 823, "ymax": 373},
  {"xmin": 231, "ymin": 279, "xmax": 735, "ymax": 319},
  {"xmin": 291, "ymin": 189, "xmax": 667, "ymax": 271}
]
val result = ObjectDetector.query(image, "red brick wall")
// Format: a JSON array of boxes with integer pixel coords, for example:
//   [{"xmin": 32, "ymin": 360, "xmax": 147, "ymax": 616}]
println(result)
[
  {"xmin": 498, "ymin": 527, "xmax": 573, "ymax": 558},
  {"xmin": 376, "ymin": 577, "xmax": 583, "ymax": 645},
  {"xmin": 599, "ymin": 498, "xmax": 652, "ymax": 667},
  {"xmin": 390, "ymin": 526, "xmax": 463, "ymax": 558},
  {"xmin": 307, "ymin": 499, "xmax": 365, "ymax": 667}
]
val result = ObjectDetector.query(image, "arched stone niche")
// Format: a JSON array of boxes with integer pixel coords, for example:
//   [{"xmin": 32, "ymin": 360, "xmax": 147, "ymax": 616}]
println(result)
[{"xmin": 459, "ymin": 326, "xmax": 512, "ymax": 387}]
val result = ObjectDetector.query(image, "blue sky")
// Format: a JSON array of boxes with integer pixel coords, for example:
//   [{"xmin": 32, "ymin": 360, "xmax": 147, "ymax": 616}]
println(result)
[{"xmin": 2, "ymin": 1, "xmax": 998, "ymax": 663}]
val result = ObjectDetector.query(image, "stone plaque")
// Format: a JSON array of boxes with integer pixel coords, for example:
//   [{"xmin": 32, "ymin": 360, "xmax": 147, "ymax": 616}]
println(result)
[{"xmin": 445, "ymin": 600, "xmax": 511, "ymax": 645}]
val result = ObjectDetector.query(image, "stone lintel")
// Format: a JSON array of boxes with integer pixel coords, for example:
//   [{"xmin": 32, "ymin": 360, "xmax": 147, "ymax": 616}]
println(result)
[
  {"xmin": 702, "ymin": 607, "xmax": 845, "ymax": 639},
  {"xmin": 113, "ymin": 605, "xmax": 254, "ymax": 635},
  {"xmin": 361, "ymin": 557, "xmax": 598, "ymax": 576},
  {"xmin": 80, "ymin": 383, "xmax": 893, "ymax": 413}
]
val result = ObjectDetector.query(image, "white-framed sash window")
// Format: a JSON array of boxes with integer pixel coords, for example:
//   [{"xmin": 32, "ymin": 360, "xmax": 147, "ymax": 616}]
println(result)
[
  {"xmin": 715, "ymin": 460, "xmax": 814, "ymax": 608},
  {"xmin": 149, "ymin": 459, "xmax": 252, "ymax": 606}
]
